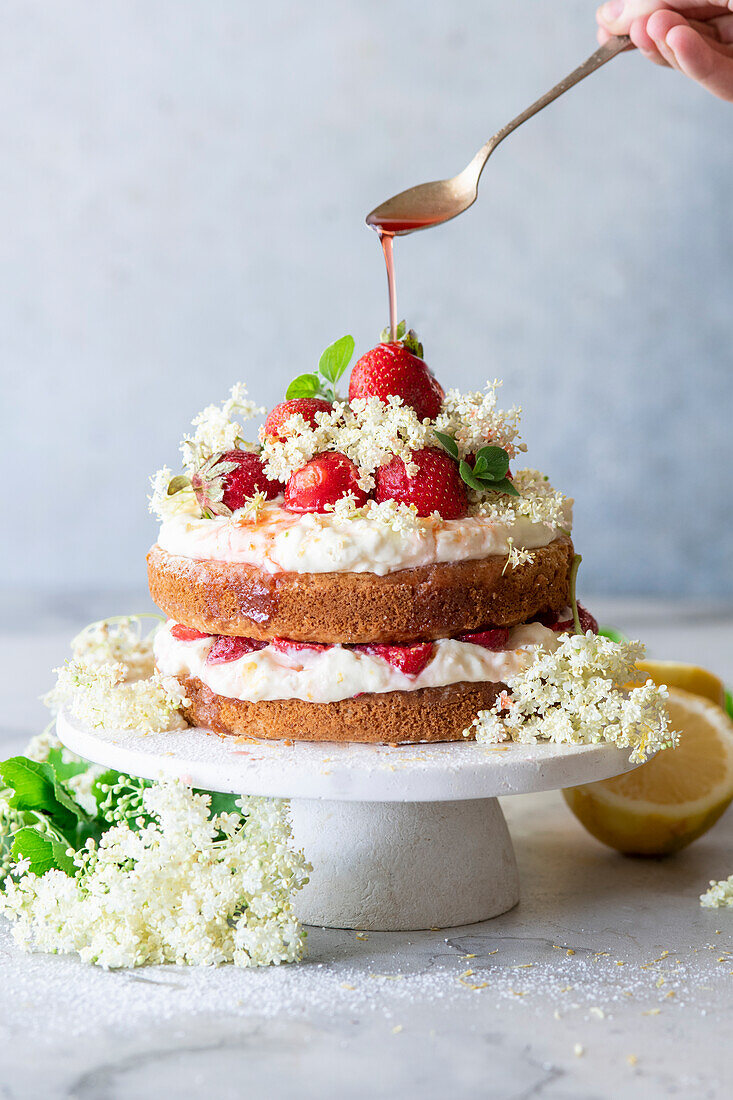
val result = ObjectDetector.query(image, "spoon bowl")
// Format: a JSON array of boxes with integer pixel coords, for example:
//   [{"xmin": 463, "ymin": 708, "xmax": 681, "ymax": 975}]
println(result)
[{"xmin": 367, "ymin": 35, "xmax": 631, "ymax": 237}]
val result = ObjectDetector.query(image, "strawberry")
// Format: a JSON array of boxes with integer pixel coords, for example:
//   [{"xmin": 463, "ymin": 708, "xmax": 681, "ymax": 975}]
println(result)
[
  {"xmin": 348, "ymin": 341, "xmax": 444, "ymax": 421},
  {"xmin": 192, "ymin": 450, "xmax": 282, "ymax": 516},
  {"xmin": 206, "ymin": 635, "xmax": 268, "ymax": 664},
  {"xmin": 270, "ymin": 638, "xmax": 331, "ymax": 654},
  {"xmin": 375, "ymin": 448, "xmax": 468, "ymax": 519},
  {"xmin": 264, "ymin": 398, "xmax": 333, "ymax": 439},
  {"xmin": 457, "ymin": 628, "xmax": 510, "ymax": 650},
  {"xmin": 283, "ymin": 452, "xmax": 368, "ymax": 514},
  {"xmin": 354, "ymin": 641, "xmax": 434, "ymax": 676},
  {"xmin": 171, "ymin": 624, "xmax": 212, "ymax": 642},
  {"xmin": 546, "ymin": 603, "xmax": 599, "ymax": 635}
]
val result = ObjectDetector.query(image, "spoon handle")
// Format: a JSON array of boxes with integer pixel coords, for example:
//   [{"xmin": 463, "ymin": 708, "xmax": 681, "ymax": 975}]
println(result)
[{"xmin": 471, "ymin": 35, "xmax": 632, "ymax": 178}]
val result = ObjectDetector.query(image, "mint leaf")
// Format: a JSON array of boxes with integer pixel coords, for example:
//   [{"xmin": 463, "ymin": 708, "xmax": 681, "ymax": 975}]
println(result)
[
  {"xmin": 286, "ymin": 373, "xmax": 321, "ymax": 400},
  {"xmin": 725, "ymin": 690, "xmax": 733, "ymax": 722},
  {"xmin": 599, "ymin": 626, "xmax": 628, "ymax": 644},
  {"xmin": 459, "ymin": 460, "xmax": 487, "ymax": 493},
  {"xmin": 434, "ymin": 431, "xmax": 459, "ymax": 460},
  {"xmin": 473, "ymin": 446, "xmax": 509, "ymax": 481},
  {"xmin": 11, "ymin": 827, "xmax": 76, "ymax": 877},
  {"xmin": 488, "ymin": 478, "xmax": 520, "ymax": 497},
  {"xmin": 0, "ymin": 758, "xmax": 92, "ymax": 833},
  {"xmin": 318, "ymin": 336, "xmax": 355, "ymax": 385}
]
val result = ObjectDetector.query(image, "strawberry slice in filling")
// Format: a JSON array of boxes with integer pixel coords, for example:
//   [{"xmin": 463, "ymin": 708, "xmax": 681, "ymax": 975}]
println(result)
[
  {"xmin": 352, "ymin": 641, "xmax": 435, "ymax": 676},
  {"xmin": 206, "ymin": 635, "xmax": 268, "ymax": 664}
]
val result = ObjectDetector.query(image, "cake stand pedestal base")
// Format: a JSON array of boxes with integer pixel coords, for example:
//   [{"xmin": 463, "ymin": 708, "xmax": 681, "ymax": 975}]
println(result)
[{"xmin": 290, "ymin": 796, "xmax": 518, "ymax": 930}]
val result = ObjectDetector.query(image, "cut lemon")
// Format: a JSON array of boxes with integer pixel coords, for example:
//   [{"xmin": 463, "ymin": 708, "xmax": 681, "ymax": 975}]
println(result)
[
  {"xmin": 635, "ymin": 659, "xmax": 725, "ymax": 708},
  {"xmin": 564, "ymin": 687, "xmax": 733, "ymax": 856}
]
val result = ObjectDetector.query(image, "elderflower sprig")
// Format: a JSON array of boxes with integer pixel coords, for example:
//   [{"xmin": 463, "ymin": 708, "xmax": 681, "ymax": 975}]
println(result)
[
  {"xmin": 469, "ymin": 634, "xmax": 676, "ymax": 764},
  {"xmin": 45, "ymin": 616, "xmax": 188, "ymax": 735},
  {"xmin": 0, "ymin": 777, "xmax": 309, "ymax": 969},
  {"xmin": 700, "ymin": 875, "xmax": 733, "ymax": 908},
  {"xmin": 181, "ymin": 383, "xmax": 264, "ymax": 471}
]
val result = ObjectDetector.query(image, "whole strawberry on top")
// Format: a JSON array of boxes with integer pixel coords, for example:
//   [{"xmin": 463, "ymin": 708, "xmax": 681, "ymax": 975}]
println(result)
[
  {"xmin": 375, "ymin": 448, "xmax": 468, "ymax": 519},
  {"xmin": 284, "ymin": 452, "xmax": 368, "ymax": 514},
  {"xmin": 349, "ymin": 327, "xmax": 444, "ymax": 422},
  {"xmin": 264, "ymin": 398, "xmax": 333, "ymax": 440}
]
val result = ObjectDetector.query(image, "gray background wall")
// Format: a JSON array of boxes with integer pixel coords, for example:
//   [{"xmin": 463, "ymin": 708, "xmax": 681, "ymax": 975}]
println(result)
[{"xmin": 3, "ymin": 0, "xmax": 731, "ymax": 595}]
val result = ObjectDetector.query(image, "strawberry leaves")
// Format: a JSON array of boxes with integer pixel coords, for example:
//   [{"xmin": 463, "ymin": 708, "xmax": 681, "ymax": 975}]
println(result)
[
  {"xmin": 379, "ymin": 320, "xmax": 424, "ymax": 358},
  {"xmin": 435, "ymin": 433, "xmax": 520, "ymax": 498},
  {"xmin": 286, "ymin": 335, "xmax": 355, "ymax": 402}
]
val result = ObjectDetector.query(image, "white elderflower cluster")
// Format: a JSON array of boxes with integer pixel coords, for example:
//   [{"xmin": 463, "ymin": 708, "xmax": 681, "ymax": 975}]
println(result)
[
  {"xmin": 472, "ymin": 468, "xmax": 571, "ymax": 530},
  {"xmin": 700, "ymin": 875, "xmax": 733, "ymax": 909},
  {"xmin": 324, "ymin": 495, "xmax": 425, "ymax": 534},
  {"xmin": 261, "ymin": 396, "xmax": 434, "ymax": 491},
  {"xmin": 470, "ymin": 634, "xmax": 676, "ymax": 764},
  {"xmin": 503, "ymin": 538, "xmax": 536, "ymax": 573},
  {"xmin": 435, "ymin": 382, "xmax": 526, "ymax": 460},
  {"xmin": 148, "ymin": 465, "xmax": 199, "ymax": 523},
  {"xmin": 181, "ymin": 383, "xmax": 264, "ymax": 471},
  {"xmin": 0, "ymin": 784, "xmax": 309, "ymax": 969},
  {"xmin": 45, "ymin": 617, "xmax": 188, "ymax": 735}
]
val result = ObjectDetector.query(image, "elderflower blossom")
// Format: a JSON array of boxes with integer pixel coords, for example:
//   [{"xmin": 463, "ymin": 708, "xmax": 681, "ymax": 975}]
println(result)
[
  {"xmin": 472, "ymin": 468, "xmax": 572, "ymax": 531},
  {"xmin": 435, "ymin": 382, "xmax": 526, "ymax": 460},
  {"xmin": 148, "ymin": 465, "xmax": 200, "ymax": 523},
  {"xmin": 45, "ymin": 617, "xmax": 188, "ymax": 735},
  {"xmin": 233, "ymin": 490, "xmax": 269, "ymax": 524},
  {"xmin": 0, "ymin": 783, "xmax": 309, "ymax": 969},
  {"xmin": 700, "ymin": 875, "xmax": 733, "ymax": 909},
  {"xmin": 181, "ymin": 383, "xmax": 264, "ymax": 471},
  {"xmin": 503, "ymin": 538, "xmax": 535, "ymax": 573},
  {"xmin": 470, "ymin": 634, "xmax": 676, "ymax": 764}
]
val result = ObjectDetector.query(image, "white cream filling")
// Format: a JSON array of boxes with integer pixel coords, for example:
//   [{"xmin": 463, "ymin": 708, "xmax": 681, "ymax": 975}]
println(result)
[
  {"xmin": 154, "ymin": 620, "xmax": 561, "ymax": 705},
  {"xmin": 157, "ymin": 500, "xmax": 572, "ymax": 576}
]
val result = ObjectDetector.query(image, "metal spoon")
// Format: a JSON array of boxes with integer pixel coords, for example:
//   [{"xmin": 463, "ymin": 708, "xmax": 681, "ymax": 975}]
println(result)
[{"xmin": 366, "ymin": 36, "xmax": 631, "ymax": 236}]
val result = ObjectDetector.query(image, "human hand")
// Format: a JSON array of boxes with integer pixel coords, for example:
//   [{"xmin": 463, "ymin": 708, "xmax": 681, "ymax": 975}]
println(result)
[{"xmin": 596, "ymin": 1, "xmax": 733, "ymax": 101}]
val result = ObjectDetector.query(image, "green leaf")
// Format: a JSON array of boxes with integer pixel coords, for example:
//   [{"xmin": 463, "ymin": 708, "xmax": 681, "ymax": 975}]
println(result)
[
  {"xmin": 488, "ymin": 478, "xmax": 520, "ymax": 497},
  {"xmin": 0, "ymin": 758, "xmax": 92, "ymax": 833},
  {"xmin": 725, "ymin": 689, "xmax": 733, "ymax": 722},
  {"xmin": 473, "ymin": 446, "xmax": 510, "ymax": 481},
  {"xmin": 203, "ymin": 791, "xmax": 242, "ymax": 818},
  {"xmin": 44, "ymin": 746, "xmax": 89, "ymax": 784},
  {"xmin": 285, "ymin": 373, "xmax": 321, "ymax": 400},
  {"xmin": 599, "ymin": 626, "xmax": 628, "ymax": 644},
  {"xmin": 434, "ymin": 431, "xmax": 459, "ymax": 460},
  {"xmin": 458, "ymin": 460, "xmax": 487, "ymax": 493},
  {"xmin": 11, "ymin": 827, "xmax": 76, "ymax": 877},
  {"xmin": 318, "ymin": 335, "xmax": 355, "ymax": 385}
]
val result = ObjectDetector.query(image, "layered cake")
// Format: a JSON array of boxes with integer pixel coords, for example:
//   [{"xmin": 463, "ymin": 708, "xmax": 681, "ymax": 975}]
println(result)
[{"xmin": 148, "ymin": 333, "xmax": 595, "ymax": 743}]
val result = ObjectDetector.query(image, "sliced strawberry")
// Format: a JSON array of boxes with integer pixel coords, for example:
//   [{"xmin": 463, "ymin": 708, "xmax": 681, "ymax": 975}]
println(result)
[
  {"xmin": 354, "ymin": 641, "xmax": 434, "ymax": 676},
  {"xmin": 457, "ymin": 628, "xmax": 510, "ymax": 651},
  {"xmin": 348, "ymin": 341, "xmax": 443, "ymax": 421},
  {"xmin": 206, "ymin": 635, "xmax": 268, "ymax": 664},
  {"xmin": 270, "ymin": 638, "xmax": 332, "ymax": 654},
  {"xmin": 375, "ymin": 448, "xmax": 468, "ymax": 519},
  {"xmin": 171, "ymin": 624, "xmax": 212, "ymax": 642},
  {"xmin": 283, "ymin": 452, "xmax": 368, "ymax": 514},
  {"xmin": 546, "ymin": 603, "xmax": 599, "ymax": 635},
  {"xmin": 264, "ymin": 398, "xmax": 333, "ymax": 440}
]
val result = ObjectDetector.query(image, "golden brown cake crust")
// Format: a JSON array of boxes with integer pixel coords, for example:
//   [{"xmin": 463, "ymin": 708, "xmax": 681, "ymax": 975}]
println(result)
[
  {"xmin": 148, "ymin": 535, "xmax": 573, "ymax": 644},
  {"xmin": 179, "ymin": 675, "xmax": 502, "ymax": 743}
]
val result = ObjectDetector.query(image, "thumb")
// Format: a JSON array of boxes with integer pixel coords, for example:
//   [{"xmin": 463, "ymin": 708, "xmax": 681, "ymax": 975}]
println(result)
[{"xmin": 666, "ymin": 22, "xmax": 733, "ymax": 99}]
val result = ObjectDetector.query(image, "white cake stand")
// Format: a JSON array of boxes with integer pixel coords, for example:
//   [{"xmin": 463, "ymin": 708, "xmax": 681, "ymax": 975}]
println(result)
[{"xmin": 56, "ymin": 713, "xmax": 638, "ymax": 932}]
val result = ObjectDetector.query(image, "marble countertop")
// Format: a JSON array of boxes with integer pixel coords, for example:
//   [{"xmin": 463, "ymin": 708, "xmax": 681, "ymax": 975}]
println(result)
[{"xmin": 1, "ymin": 591, "xmax": 732, "ymax": 1100}]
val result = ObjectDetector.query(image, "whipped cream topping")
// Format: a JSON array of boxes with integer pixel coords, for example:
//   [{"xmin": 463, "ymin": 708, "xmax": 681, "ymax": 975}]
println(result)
[
  {"xmin": 154, "ymin": 620, "xmax": 561, "ymax": 705},
  {"xmin": 156, "ymin": 500, "xmax": 572, "ymax": 576}
]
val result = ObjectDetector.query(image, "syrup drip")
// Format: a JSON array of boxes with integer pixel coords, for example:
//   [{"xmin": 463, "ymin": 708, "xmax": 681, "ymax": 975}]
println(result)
[{"xmin": 379, "ymin": 230, "xmax": 398, "ymax": 342}]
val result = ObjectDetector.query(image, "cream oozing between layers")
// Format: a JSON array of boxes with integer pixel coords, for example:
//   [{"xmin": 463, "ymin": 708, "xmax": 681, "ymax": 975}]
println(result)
[
  {"xmin": 154, "ymin": 620, "xmax": 561, "ymax": 705},
  {"xmin": 157, "ymin": 500, "xmax": 572, "ymax": 576}
]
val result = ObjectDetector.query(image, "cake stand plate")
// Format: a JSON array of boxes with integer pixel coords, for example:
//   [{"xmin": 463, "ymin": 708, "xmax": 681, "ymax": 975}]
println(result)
[{"xmin": 56, "ymin": 713, "xmax": 638, "ymax": 932}]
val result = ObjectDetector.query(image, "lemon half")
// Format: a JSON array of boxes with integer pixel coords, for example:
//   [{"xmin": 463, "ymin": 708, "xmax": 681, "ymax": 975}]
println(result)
[{"xmin": 564, "ymin": 687, "xmax": 733, "ymax": 856}]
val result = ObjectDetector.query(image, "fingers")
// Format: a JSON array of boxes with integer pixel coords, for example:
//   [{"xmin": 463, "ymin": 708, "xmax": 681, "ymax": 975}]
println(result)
[
  {"xmin": 665, "ymin": 22, "xmax": 733, "ymax": 98},
  {"xmin": 597, "ymin": 0, "xmax": 732, "ymax": 37}
]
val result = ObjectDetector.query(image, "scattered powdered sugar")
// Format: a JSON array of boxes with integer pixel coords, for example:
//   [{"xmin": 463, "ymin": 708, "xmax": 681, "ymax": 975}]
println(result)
[{"xmin": 1, "ymin": 921, "xmax": 728, "ymax": 1042}]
